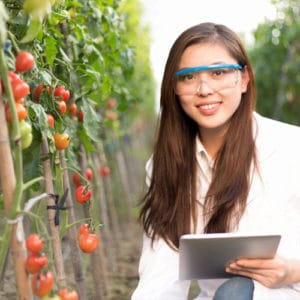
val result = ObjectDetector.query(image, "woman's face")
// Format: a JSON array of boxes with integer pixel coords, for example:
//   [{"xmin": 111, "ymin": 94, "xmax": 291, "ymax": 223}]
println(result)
[{"xmin": 176, "ymin": 42, "xmax": 249, "ymax": 136}]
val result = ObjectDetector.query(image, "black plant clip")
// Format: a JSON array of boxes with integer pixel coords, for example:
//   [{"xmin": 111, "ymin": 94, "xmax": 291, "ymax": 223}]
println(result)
[{"xmin": 47, "ymin": 188, "xmax": 69, "ymax": 226}]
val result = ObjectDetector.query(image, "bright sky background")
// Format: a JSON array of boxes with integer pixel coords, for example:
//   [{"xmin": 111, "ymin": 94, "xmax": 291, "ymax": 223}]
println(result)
[{"xmin": 140, "ymin": 0, "xmax": 277, "ymax": 102}]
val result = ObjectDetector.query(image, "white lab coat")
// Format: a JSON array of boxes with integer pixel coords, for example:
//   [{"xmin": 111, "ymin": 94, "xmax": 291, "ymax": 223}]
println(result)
[{"xmin": 132, "ymin": 113, "xmax": 300, "ymax": 299}]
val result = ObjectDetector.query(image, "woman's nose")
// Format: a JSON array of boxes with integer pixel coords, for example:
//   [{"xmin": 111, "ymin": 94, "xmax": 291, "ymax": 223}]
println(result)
[{"xmin": 196, "ymin": 80, "xmax": 214, "ymax": 96}]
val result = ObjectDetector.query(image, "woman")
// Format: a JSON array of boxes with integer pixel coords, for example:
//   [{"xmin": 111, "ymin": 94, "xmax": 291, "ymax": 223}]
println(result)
[{"xmin": 132, "ymin": 22, "xmax": 300, "ymax": 299}]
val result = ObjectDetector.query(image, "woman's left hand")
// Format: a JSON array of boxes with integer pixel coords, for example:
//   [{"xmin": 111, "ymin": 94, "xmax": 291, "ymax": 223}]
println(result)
[{"xmin": 226, "ymin": 255, "xmax": 292, "ymax": 288}]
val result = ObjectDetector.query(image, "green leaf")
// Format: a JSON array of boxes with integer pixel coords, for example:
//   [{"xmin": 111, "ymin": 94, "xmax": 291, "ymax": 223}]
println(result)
[
  {"xmin": 81, "ymin": 100, "xmax": 102, "ymax": 143},
  {"xmin": 44, "ymin": 36, "xmax": 58, "ymax": 66},
  {"xmin": 20, "ymin": 19, "xmax": 42, "ymax": 43}
]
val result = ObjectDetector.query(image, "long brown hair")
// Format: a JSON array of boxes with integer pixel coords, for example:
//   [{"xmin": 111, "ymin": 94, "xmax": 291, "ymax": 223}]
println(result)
[{"xmin": 139, "ymin": 22, "xmax": 257, "ymax": 250}]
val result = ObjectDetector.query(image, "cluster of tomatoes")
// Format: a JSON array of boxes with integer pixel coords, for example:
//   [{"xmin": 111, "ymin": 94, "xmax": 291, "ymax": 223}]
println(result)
[
  {"xmin": 32, "ymin": 82, "xmax": 72, "ymax": 151},
  {"xmin": 25, "ymin": 234, "xmax": 78, "ymax": 299},
  {"xmin": 1, "ymin": 51, "xmax": 34, "ymax": 149},
  {"xmin": 71, "ymin": 168, "xmax": 100, "ymax": 253},
  {"xmin": 1, "ymin": 50, "xmax": 81, "ymax": 152},
  {"xmin": 25, "ymin": 234, "xmax": 54, "ymax": 297}
]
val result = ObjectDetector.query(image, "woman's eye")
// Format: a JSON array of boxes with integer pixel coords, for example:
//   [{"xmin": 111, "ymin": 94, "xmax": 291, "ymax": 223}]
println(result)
[
  {"xmin": 211, "ymin": 68, "xmax": 228, "ymax": 77},
  {"xmin": 178, "ymin": 73, "xmax": 196, "ymax": 81}
]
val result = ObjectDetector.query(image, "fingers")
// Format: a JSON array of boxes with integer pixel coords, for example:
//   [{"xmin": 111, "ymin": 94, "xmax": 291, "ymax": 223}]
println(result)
[{"xmin": 225, "ymin": 257, "xmax": 289, "ymax": 288}]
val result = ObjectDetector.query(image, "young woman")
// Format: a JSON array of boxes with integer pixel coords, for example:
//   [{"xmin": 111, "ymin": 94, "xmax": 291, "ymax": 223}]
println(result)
[{"xmin": 131, "ymin": 22, "xmax": 300, "ymax": 299}]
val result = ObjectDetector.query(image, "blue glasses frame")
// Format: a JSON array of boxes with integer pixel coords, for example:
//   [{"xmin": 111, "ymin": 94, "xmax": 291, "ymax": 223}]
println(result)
[{"xmin": 175, "ymin": 63, "xmax": 243, "ymax": 77}]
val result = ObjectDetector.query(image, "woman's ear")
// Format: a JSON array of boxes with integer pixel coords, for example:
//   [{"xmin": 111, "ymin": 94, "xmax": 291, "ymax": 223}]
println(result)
[{"xmin": 241, "ymin": 66, "xmax": 250, "ymax": 93}]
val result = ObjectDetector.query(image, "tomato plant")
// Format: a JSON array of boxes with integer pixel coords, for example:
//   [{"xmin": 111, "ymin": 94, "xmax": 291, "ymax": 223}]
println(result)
[
  {"xmin": 32, "ymin": 271, "xmax": 54, "ymax": 297},
  {"xmin": 78, "ymin": 232, "xmax": 99, "ymax": 253},
  {"xmin": 54, "ymin": 86, "xmax": 70, "ymax": 102},
  {"xmin": 54, "ymin": 132, "xmax": 70, "ymax": 150},
  {"xmin": 75, "ymin": 185, "xmax": 92, "ymax": 203},
  {"xmin": 58, "ymin": 288, "xmax": 79, "ymax": 300},
  {"xmin": 15, "ymin": 51, "xmax": 35, "ymax": 73},
  {"xmin": 26, "ymin": 234, "xmax": 43, "ymax": 254}
]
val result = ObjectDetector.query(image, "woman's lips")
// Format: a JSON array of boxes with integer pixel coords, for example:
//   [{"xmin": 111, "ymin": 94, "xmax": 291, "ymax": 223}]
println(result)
[{"xmin": 196, "ymin": 102, "xmax": 221, "ymax": 116}]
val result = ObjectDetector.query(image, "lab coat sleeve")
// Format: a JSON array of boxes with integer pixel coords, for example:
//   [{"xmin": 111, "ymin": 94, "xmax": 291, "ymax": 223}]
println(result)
[{"xmin": 131, "ymin": 233, "xmax": 190, "ymax": 300}]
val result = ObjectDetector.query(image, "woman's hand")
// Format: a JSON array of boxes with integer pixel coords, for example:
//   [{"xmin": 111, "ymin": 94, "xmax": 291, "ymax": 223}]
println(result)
[{"xmin": 225, "ymin": 255, "xmax": 298, "ymax": 288}]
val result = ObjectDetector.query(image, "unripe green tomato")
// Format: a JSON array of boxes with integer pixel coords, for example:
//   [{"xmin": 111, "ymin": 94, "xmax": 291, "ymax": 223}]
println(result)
[
  {"xmin": 19, "ymin": 120, "xmax": 32, "ymax": 136},
  {"xmin": 21, "ymin": 132, "xmax": 33, "ymax": 149}
]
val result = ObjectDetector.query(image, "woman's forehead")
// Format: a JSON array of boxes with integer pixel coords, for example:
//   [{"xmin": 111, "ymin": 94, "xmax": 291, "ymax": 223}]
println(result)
[{"xmin": 179, "ymin": 42, "xmax": 235, "ymax": 68}]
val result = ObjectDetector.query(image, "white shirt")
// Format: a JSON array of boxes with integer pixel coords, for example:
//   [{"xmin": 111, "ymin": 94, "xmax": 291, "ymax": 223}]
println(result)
[{"xmin": 131, "ymin": 113, "xmax": 300, "ymax": 300}]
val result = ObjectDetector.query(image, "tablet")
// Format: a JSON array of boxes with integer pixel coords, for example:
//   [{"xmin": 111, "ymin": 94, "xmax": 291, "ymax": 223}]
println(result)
[{"xmin": 179, "ymin": 233, "xmax": 281, "ymax": 280}]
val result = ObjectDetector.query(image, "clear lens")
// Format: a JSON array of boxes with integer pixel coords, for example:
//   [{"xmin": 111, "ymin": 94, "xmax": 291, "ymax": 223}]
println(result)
[{"xmin": 174, "ymin": 68, "xmax": 239, "ymax": 96}]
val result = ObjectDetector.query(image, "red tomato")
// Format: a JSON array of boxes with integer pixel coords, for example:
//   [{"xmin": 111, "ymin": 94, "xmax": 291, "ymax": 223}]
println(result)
[
  {"xmin": 11, "ymin": 78, "xmax": 30, "ymax": 100},
  {"xmin": 33, "ymin": 84, "xmax": 45, "ymax": 101},
  {"xmin": 75, "ymin": 186, "xmax": 92, "ymax": 203},
  {"xmin": 58, "ymin": 288, "xmax": 79, "ymax": 300},
  {"xmin": 85, "ymin": 168, "xmax": 93, "ymax": 181},
  {"xmin": 33, "ymin": 84, "xmax": 51, "ymax": 102},
  {"xmin": 77, "ymin": 110, "xmax": 84, "ymax": 121},
  {"xmin": 15, "ymin": 51, "xmax": 35, "ymax": 72},
  {"xmin": 105, "ymin": 110, "xmax": 118, "ymax": 121},
  {"xmin": 0, "ymin": 71, "xmax": 20, "ymax": 94},
  {"xmin": 67, "ymin": 103, "xmax": 77, "ymax": 115},
  {"xmin": 100, "ymin": 166, "xmax": 110, "ymax": 177},
  {"xmin": 54, "ymin": 132, "xmax": 70, "ymax": 150},
  {"xmin": 25, "ymin": 253, "xmax": 48, "ymax": 274},
  {"xmin": 78, "ymin": 232, "xmax": 99, "ymax": 253},
  {"xmin": 26, "ymin": 234, "xmax": 43, "ymax": 253},
  {"xmin": 5, "ymin": 102, "xmax": 28, "ymax": 123},
  {"xmin": 54, "ymin": 86, "xmax": 70, "ymax": 102},
  {"xmin": 15, "ymin": 97, "xmax": 25, "ymax": 104},
  {"xmin": 72, "ymin": 172, "xmax": 81, "ymax": 187},
  {"xmin": 47, "ymin": 114, "xmax": 55, "ymax": 128},
  {"xmin": 32, "ymin": 271, "xmax": 54, "ymax": 297},
  {"xmin": 106, "ymin": 97, "xmax": 117, "ymax": 109},
  {"xmin": 77, "ymin": 223, "xmax": 91, "ymax": 240},
  {"xmin": 56, "ymin": 100, "xmax": 67, "ymax": 115}
]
